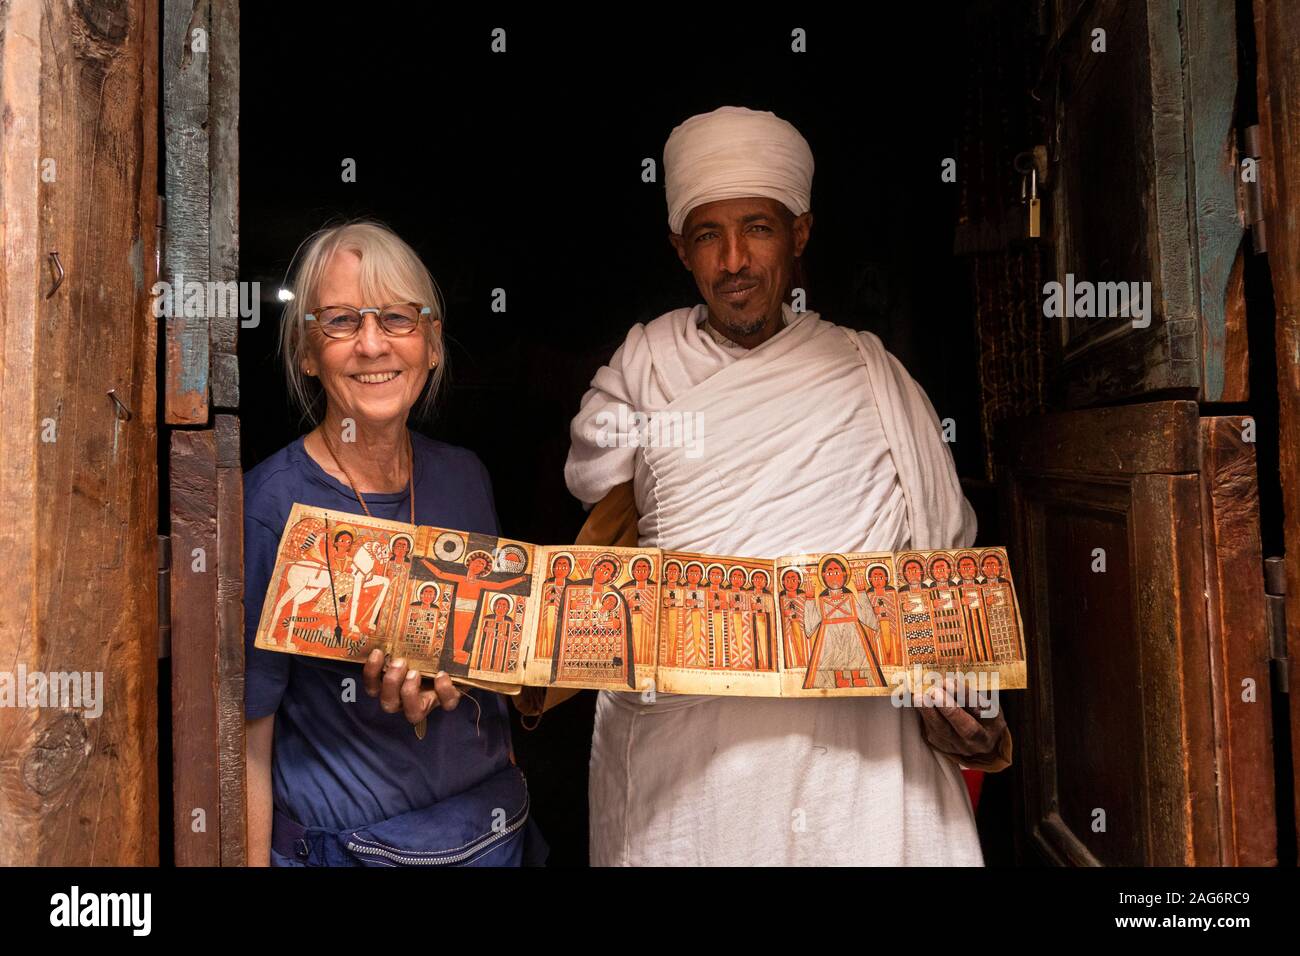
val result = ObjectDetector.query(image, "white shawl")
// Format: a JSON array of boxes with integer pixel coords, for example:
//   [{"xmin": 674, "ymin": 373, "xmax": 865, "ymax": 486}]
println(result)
[
  {"xmin": 565, "ymin": 304, "xmax": 976, "ymax": 552},
  {"xmin": 564, "ymin": 305, "xmax": 985, "ymax": 866}
]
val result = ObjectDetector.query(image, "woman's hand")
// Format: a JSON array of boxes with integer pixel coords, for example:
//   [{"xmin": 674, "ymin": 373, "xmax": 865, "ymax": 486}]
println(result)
[{"xmin": 362, "ymin": 649, "xmax": 461, "ymax": 726}]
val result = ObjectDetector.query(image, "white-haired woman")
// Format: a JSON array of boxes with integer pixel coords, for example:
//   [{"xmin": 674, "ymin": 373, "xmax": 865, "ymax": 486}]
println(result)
[{"xmin": 243, "ymin": 221, "xmax": 546, "ymax": 866}]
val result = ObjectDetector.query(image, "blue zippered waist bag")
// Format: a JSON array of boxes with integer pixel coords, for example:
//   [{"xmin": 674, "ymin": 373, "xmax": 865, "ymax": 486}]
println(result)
[{"xmin": 271, "ymin": 764, "xmax": 546, "ymax": 867}]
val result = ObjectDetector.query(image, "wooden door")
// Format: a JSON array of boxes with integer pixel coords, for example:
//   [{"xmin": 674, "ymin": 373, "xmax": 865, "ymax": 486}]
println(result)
[
  {"xmin": 996, "ymin": 0, "xmax": 1277, "ymax": 865},
  {"xmin": 1000, "ymin": 404, "xmax": 1273, "ymax": 864},
  {"xmin": 1254, "ymin": 0, "xmax": 1300, "ymax": 861}
]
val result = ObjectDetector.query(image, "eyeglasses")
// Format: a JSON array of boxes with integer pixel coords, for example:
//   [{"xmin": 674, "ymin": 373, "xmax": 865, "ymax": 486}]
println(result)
[{"xmin": 305, "ymin": 302, "xmax": 431, "ymax": 339}]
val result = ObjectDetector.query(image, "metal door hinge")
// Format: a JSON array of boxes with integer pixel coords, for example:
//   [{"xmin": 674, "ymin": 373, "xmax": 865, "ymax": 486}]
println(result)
[
  {"xmin": 1241, "ymin": 125, "xmax": 1267, "ymax": 254},
  {"xmin": 159, "ymin": 534, "xmax": 172, "ymax": 660},
  {"xmin": 1265, "ymin": 556, "xmax": 1287, "ymax": 691}
]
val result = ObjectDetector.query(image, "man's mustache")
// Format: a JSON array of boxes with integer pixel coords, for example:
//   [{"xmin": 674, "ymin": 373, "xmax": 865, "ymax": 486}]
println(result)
[{"xmin": 715, "ymin": 277, "xmax": 761, "ymax": 294}]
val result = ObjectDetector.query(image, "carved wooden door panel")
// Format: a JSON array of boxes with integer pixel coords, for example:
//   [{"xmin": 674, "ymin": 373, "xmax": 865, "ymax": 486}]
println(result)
[
  {"xmin": 1000, "ymin": 404, "xmax": 1272, "ymax": 865},
  {"xmin": 1047, "ymin": 0, "xmax": 1244, "ymax": 409}
]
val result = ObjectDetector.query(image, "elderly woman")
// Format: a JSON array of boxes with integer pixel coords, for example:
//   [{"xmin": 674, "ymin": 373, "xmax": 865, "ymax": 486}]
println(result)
[{"xmin": 243, "ymin": 221, "xmax": 546, "ymax": 866}]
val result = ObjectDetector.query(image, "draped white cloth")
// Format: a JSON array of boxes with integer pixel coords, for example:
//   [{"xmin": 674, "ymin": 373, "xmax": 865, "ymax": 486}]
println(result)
[{"xmin": 565, "ymin": 304, "xmax": 983, "ymax": 865}]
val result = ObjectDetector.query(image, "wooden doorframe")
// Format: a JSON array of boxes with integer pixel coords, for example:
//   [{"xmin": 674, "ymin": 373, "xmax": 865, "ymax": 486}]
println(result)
[
  {"xmin": 1254, "ymin": 0, "xmax": 1300, "ymax": 861},
  {"xmin": 162, "ymin": 0, "xmax": 245, "ymax": 866},
  {"xmin": 0, "ymin": 0, "xmax": 161, "ymax": 864}
]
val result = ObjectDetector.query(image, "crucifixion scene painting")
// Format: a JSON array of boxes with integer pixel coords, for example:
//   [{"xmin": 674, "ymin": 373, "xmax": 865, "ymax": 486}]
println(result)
[{"xmin": 254, "ymin": 504, "xmax": 538, "ymax": 684}]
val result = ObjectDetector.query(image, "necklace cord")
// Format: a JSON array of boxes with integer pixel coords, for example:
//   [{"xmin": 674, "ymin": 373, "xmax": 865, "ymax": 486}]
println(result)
[{"xmin": 319, "ymin": 426, "xmax": 416, "ymax": 525}]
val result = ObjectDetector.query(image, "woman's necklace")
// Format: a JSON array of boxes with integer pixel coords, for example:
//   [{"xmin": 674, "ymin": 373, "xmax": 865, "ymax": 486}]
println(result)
[
  {"xmin": 318, "ymin": 426, "xmax": 416, "ymax": 525},
  {"xmin": 317, "ymin": 426, "xmax": 425, "ymax": 740}
]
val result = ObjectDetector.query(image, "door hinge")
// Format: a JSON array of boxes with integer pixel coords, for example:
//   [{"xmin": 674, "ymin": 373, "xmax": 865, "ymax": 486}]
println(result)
[
  {"xmin": 159, "ymin": 533, "xmax": 172, "ymax": 660},
  {"xmin": 1265, "ymin": 555, "xmax": 1287, "ymax": 692},
  {"xmin": 1241, "ymin": 125, "xmax": 1267, "ymax": 254}
]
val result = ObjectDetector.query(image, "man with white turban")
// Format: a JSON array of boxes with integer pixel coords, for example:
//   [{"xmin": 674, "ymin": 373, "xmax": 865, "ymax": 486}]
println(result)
[{"xmin": 563, "ymin": 106, "xmax": 1012, "ymax": 865}]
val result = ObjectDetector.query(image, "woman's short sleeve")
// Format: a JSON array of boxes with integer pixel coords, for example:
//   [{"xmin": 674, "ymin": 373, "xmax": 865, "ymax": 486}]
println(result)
[{"xmin": 244, "ymin": 511, "xmax": 290, "ymax": 719}]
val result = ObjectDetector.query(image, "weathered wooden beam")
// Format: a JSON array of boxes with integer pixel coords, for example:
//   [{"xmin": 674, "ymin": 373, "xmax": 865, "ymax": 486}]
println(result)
[
  {"xmin": 1184, "ymin": 0, "xmax": 1246, "ymax": 403},
  {"xmin": 1198, "ymin": 416, "xmax": 1276, "ymax": 865},
  {"xmin": 1130, "ymin": 474, "xmax": 1218, "ymax": 865},
  {"xmin": 209, "ymin": 0, "xmax": 240, "ymax": 411},
  {"xmin": 163, "ymin": 0, "xmax": 243, "ymax": 867},
  {"xmin": 170, "ymin": 429, "xmax": 222, "ymax": 865},
  {"xmin": 163, "ymin": 0, "xmax": 212, "ymax": 424},
  {"xmin": 0, "ymin": 0, "xmax": 160, "ymax": 865},
  {"xmin": 215, "ymin": 414, "xmax": 247, "ymax": 866},
  {"xmin": 999, "ymin": 400, "xmax": 1200, "ymax": 476}
]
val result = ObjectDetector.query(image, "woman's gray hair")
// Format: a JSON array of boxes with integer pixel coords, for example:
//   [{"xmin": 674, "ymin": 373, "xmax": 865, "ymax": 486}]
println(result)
[{"xmin": 278, "ymin": 219, "xmax": 446, "ymax": 424}]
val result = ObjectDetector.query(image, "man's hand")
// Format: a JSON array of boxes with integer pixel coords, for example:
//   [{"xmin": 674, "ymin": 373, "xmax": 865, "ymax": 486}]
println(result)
[
  {"xmin": 362, "ymin": 649, "xmax": 461, "ymax": 725},
  {"xmin": 915, "ymin": 675, "xmax": 1009, "ymax": 767}
]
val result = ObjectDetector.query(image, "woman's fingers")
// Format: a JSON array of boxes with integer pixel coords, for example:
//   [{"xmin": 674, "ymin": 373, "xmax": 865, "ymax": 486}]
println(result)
[
  {"xmin": 362, "ymin": 648, "xmax": 385, "ymax": 698},
  {"xmin": 365, "ymin": 652, "xmax": 460, "ymax": 722},
  {"xmin": 401, "ymin": 669, "xmax": 434, "ymax": 724},
  {"xmin": 379, "ymin": 658, "xmax": 410, "ymax": 714},
  {"xmin": 432, "ymin": 671, "xmax": 461, "ymax": 711}
]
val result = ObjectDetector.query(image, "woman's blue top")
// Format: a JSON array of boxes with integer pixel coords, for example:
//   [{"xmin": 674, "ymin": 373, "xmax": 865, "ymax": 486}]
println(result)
[{"xmin": 242, "ymin": 430, "xmax": 514, "ymax": 831}]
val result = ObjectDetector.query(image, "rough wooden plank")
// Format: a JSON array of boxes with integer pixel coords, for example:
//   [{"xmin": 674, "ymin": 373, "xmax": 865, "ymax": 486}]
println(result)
[
  {"xmin": 1198, "ymin": 416, "xmax": 1276, "ymax": 865},
  {"xmin": 170, "ymin": 429, "xmax": 221, "ymax": 866},
  {"xmin": 998, "ymin": 400, "xmax": 1199, "ymax": 476},
  {"xmin": 1220, "ymin": 244, "xmax": 1250, "ymax": 401},
  {"xmin": 210, "ymin": 351, "xmax": 240, "ymax": 411},
  {"xmin": 209, "ymin": 0, "xmax": 239, "ymax": 410},
  {"xmin": 1184, "ymin": 0, "xmax": 1245, "ymax": 402},
  {"xmin": 0, "ymin": 0, "xmax": 160, "ymax": 865},
  {"xmin": 163, "ymin": 0, "xmax": 211, "ymax": 424},
  {"xmin": 1130, "ymin": 473, "xmax": 1218, "ymax": 865},
  {"xmin": 1254, "ymin": 0, "xmax": 1300, "ymax": 859},
  {"xmin": 0, "ymin": 0, "xmax": 47, "ymax": 868},
  {"xmin": 215, "ymin": 414, "xmax": 246, "ymax": 866}
]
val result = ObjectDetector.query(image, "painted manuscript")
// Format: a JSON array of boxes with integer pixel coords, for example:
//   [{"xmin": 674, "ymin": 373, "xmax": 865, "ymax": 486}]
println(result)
[{"xmin": 254, "ymin": 504, "xmax": 1027, "ymax": 697}]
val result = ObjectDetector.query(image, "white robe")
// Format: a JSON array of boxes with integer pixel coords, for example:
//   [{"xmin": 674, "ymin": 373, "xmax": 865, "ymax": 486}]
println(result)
[{"xmin": 565, "ymin": 303, "xmax": 982, "ymax": 865}]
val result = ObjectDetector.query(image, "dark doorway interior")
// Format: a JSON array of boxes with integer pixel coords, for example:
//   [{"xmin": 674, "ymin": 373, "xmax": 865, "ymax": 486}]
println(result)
[{"xmin": 240, "ymin": 10, "xmax": 1004, "ymax": 865}]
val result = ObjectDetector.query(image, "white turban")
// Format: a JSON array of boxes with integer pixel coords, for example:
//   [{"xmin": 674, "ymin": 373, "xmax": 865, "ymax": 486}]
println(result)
[{"xmin": 664, "ymin": 106, "xmax": 814, "ymax": 234}]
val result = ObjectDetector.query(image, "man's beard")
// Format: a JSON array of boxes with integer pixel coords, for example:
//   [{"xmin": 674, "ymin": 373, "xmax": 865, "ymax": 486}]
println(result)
[{"xmin": 712, "ymin": 310, "xmax": 768, "ymax": 339}]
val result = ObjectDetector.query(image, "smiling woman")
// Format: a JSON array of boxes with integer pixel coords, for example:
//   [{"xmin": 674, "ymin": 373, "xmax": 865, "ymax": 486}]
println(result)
[
  {"xmin": 241, "ymin": 220, "xmax": 547, "ymax": 867},
  {"xmin": 279, "ymin": 221, "xmax": 446, "ymax": 429}
]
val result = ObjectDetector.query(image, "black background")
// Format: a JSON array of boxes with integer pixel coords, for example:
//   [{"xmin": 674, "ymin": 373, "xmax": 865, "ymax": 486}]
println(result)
[{"xmin": 239, "ymin": 9, "xmax": 1003, "ymax": 866}]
